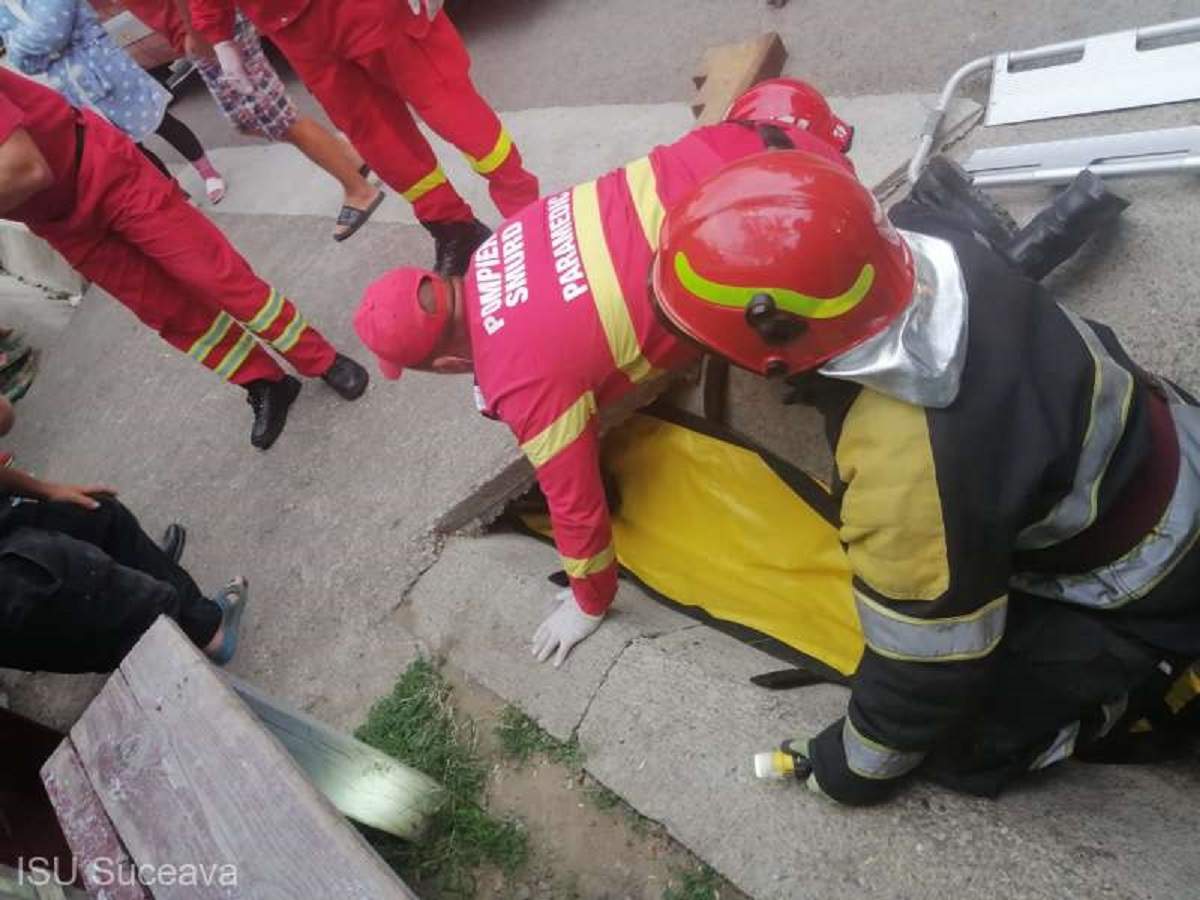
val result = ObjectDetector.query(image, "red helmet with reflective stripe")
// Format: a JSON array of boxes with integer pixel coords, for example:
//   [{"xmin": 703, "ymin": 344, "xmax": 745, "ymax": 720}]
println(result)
[
  {"xmin": 651, "ymin": 151, "xmax": 914, "ymax": 377},
  {"xmin": 725, "ymin": 78, "xmax": 854, "ymax": 154}
]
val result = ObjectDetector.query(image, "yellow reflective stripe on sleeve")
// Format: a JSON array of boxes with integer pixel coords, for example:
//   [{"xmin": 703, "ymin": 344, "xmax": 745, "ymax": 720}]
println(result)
[
  {"xmin": 842, "ymin": 718, "xmax": 924, "ymax": 780},
  {"xmin": 571, "ymin": 181, "xmax": 659, "ymax": 384},
  {"xmin": 855, "ymin": 589, "xmax": 1007, "ymax": 663},
  {"xmin": 213, "ymin": 330, "xmax": 256, "ymax": 380},
  {"xmin": 468, "ymin": 128, "xmax": 514, "ymax": 175},
  {"xmin": 521, "ymin": 391, "xmax": 597, "ymax": 468},
  {"xmin": 1165, "ymin": 662, "xmax": 1200, "ymax": 714},
  {"xmin": 272, "ymin": 313, "xmax": 308, "ymax": 354},
  {"xmin": 245, "ymin": 287, "xmax": 284, "ymax": 335},
  {"xmin": 187, "ymin": 312, "xmax": 234, "ymax": 363},
  {"xmin": 624, "ymin": 156, "xmax": 665, "ymax": 248},
  {"xmin": 403, "ymin": 167, "xmax": 448, "ymax": 203},
  {"xmin": 562, "ymin": 543, "xmax": 616, "ymax": 579}
]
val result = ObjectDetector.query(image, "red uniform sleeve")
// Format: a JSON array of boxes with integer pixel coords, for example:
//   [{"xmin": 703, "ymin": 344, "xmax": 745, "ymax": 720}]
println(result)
[
  {"xmin": 511, "ymin": 390, "xmax": 619, "ymax": 616},
  {"xmin": 0, "ymin": 93, "xmax": 27, "ymax": 146},
  {"xmin": 187, "ymin": 0, "xmax": 237, "ymax": 43}
]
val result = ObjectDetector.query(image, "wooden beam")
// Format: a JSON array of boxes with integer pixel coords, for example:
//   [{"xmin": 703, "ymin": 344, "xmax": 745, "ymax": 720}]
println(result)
[
  {"xmin": 691, "ymin": 33, "xmax": 787, "ymax": 125},
  {"xmin": 40, "ymin": 742, "xmax": 149, "ymax": 900},
  {"xmin": 67, "ymin": 618, "xmax": 420, "ymax": 900},
  {"xmin": 690, "ymin": 33, "xmax": 789, "ymax": 420}
]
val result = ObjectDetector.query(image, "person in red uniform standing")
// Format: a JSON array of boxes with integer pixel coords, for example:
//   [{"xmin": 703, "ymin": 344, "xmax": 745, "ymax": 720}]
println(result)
[
  {"xmin": 353, "ymin": 82, "xmax": 855, "ymax": 666},
  {"xmin": 189, "ymin": 0, "xmax": 540, "ymax": 277},
  {"xmin": 0, "ymin": 68, "xmax": 368, "ymax": 450}
]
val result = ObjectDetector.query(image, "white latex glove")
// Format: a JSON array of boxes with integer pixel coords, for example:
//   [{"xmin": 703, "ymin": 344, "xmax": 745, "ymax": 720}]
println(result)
[
  {"xmin": 407, "ymin": 0, "xmax": 444, "ymax": 19},
  {"xmin": 531, "ymin": 588, "xmax": 604, "ymax": 668},
  {"xmin": 214, "ymin": 40, "xmax": 254, "ymax": 96}
]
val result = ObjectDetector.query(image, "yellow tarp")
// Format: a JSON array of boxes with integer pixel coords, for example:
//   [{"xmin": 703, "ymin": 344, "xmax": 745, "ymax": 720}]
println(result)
[{"xmin": 526, "ymin": 413, "xmax": 864, "ymax": 676}]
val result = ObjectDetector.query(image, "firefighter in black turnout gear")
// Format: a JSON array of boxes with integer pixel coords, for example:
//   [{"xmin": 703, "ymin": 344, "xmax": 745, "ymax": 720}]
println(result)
[{"xmin": 649, "ymin": 150, "xmax": 1200, "ymax": 805}]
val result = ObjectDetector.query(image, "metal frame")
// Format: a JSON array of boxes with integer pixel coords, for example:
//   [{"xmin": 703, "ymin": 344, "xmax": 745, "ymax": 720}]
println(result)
[{"xmin": 908, "ymin": 17, "xmax": 1200, "ymax": 186}]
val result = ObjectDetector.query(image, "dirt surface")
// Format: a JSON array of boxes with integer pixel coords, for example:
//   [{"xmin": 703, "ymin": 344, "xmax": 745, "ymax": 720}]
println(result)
[{"xmin": 442, "ymin": 667, "xmax": 749, "ymax": 900}]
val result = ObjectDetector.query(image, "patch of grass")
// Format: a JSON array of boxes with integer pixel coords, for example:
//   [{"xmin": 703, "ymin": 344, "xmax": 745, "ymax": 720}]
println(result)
[
  {"xmin": 663, "ymin": 865, "xmax": 724, "ymax": 900},
  {"xmin": 495, "ymin": 705, "xmax": 584, "ymax": 771},
  {"xmin": 583, "ymin": 781, "xmax": 622, "ymax": 811},
  {"xmin": 355, "ymin": 659, "xmax": 530, "ymax": 897}
]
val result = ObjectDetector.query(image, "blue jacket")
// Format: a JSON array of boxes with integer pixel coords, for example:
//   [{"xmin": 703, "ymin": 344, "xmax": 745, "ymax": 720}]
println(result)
[{"xmin": 0, "ymin": 0, "xmax": 168, "ymax": 141}]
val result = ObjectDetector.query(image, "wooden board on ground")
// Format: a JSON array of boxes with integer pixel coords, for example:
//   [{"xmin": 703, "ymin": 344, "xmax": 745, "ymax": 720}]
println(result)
[
  {"xmin": 691, "ymin": 33, "xmax": 787, "ymax": 124},
  {"xmin": 40, "ymin": 743, "xmax": 149, "ymax": 900},
  {"xmin": 690, "ymin": 33, "xmax": 788, "ymax": 419},
  {"xmin": 48, "ymin": 617, "xmax": 419, "ymax": 899}
]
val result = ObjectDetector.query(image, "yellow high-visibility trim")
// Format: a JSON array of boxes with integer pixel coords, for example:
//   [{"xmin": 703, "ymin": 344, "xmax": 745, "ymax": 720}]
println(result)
[
  {"xmin": 521, "ymin": 391, "xmax": 597, "ymax": 468},
  {"xmin": 837, "ymin": 391, "xmax": 949, "ymax": 601},
  {"xmin": 624, "ymin": 156, "xmax": 665, "ymax": 248},
  {"xmin": 245, "ymin": 287, "xmax": 284, "ymax": 335},
  {"xmin": 468, "ymin": 129, "xmax": 514, "ymax": 175},
  {"xmin": 571, "ymin": 181, "xmax": 659, "ymax": 384},
  {"xmin": 562, "ymin": 543, "xmax": 616, "ymax": 579},
  {"xmin": 403, "ymin": 167, "xmax": 448, "ymax": 203},
  {"xmin": 1166, "ymin": 663, "xmax": 1200, "ymax": 714},
  {"xmin": 272, "ymin": 313, "xmax": 308, "ymax": 354},
  {"xmin": 187, "ymin": 312, "xmax": 234, "ymax": 363},
  {"xmin": 214, "ymin": 330, "xmax": 256, "ymax": 380}
]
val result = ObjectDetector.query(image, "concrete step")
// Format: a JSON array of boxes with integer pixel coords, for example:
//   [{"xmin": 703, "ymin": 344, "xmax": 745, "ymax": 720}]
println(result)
[{"xmin": 408, "ymin": 533, "xmax": 1199, "ymax": 900}]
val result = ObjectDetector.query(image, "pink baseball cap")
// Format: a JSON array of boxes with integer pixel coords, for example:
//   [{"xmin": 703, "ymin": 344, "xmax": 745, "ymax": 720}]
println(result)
[{"xmin": 354, "ymin": 268, "xmax": 450, "ymax": 379}]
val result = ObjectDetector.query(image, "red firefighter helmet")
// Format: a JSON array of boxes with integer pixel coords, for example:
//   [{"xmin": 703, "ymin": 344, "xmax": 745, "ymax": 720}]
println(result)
[
  {"xmin": 650, "ymin": 150, "xmax": 914, "ymax": 377},
  {"xmin": 725, "ymin": 78, "xmax": 854, "ymax": 153}
]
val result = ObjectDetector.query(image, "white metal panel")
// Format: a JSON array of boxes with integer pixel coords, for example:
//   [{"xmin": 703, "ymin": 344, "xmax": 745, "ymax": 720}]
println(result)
[{"xmin": 986, "ymin": 21, "xmax": 1200, "ymax": 125}]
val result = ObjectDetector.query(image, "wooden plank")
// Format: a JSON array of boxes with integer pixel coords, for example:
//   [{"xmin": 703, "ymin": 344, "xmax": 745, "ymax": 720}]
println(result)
[
  {"xmin": 71, "ymin": 618, "xmax": 419, "ymax": 900},
  {"xmin": 225, "ymin": 675, "xmax": 444, "ymax": 841},
  {"xmin": 40, "ymin": 742, "xmax": 149, "ymax": 900},
  {"xmin": 689, "ymin": 33, "xmax": 788, "ymax": 421},
  {"xmin": 691, "ymin": 33, "xmax": 787, "ymax": 125}
]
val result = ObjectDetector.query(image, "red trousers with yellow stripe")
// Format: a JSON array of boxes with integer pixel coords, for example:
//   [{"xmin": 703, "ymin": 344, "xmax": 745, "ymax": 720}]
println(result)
[
  {"xmin": 33, "ymin": 112, "xmax": 336, "ymax": 386},
  {"xmin": 272, "ymin": 2, "xmax": 539, "ymax": 223}
]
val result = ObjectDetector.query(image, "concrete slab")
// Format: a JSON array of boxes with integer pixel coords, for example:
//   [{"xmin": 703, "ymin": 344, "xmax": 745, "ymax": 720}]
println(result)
[
  {"xmin": 405, "ymin": 533, "xmax": 695, "ymax": 740},
  {"xmin": 174, "ymin": 103, "xmax": 699, "ymax": 227},
  {"xmin": 834, "ymin": 94, "xmax": 980, "ymax": 196},
  {"xmin": 950, "ymin": 101, "xmax": 1200, "ymax": 392},
  {"xmin": 0, "ymin": 274, "xmax": 78, "ymax": 350},
  {"xmin": 0, "ymin": 220, "xmax": 85, "ymax": 296},
  {"xmin": 0, "ymin": 212, "xmax": 514, "ymax": 727},
  {"xmin": 579, "ymin": 625, "xmax": 1200, "ymax": 900}
]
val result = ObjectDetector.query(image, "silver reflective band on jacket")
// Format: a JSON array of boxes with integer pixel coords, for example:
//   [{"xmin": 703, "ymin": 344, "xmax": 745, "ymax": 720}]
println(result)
[
  {"xmin": 855, "ymin": 590, "xmax": 1007, "ymax": 662},
  {"xmin": 1012, "ymin": 387, "xmax": 1200, "ymax": 609},
  {"xmin": 820, "ymin": 230, "xmax": 968, "ymax": 409},
  {"xmin": 843, "ymin": 718, "xmax": 925, "ymax": 780},
  {"xmin": 1016, "ymin": 308, "xmax": 1135, "ymax": 551}
]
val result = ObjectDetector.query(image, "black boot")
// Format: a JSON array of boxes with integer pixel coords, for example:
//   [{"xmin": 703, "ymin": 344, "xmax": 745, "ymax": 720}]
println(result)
[
  {"xmin": 321, "ymin": 353, "xmax": 369, "ymax": 400},
  {"xmin": 245, "ymin": 376, "xmax": 301, "ymax": 450},
  {"xmin": 1000, "ymin": 170, "xmax": 1130, "ymax": 281},
  {"xmin": 422, "ymin": 218, "xmax": 492, "ymax": 277},
  {"xmin": 160, "ymin": 523, "xmax": 186, "ymax": 564},
  {"xmin": 908, "ymin": 156, "xmax": 1018, "ymax": 251}
]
